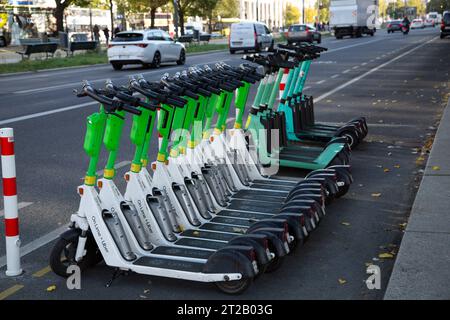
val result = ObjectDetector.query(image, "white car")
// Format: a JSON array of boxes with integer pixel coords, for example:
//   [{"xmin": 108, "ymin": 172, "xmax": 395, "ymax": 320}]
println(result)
[
  {"xmin": 108, "ymin": 29, "xmax": 186, "ymax": 70},
  {"xmin": 229, "ymin": 22, "xmax": 274, "ymax": 54},
  {"xmin": 411, "ymin": 19, "xmax": 425, "ymax": 29},
  {"xmin": 424, "ymin": 18, "xmax": 435, "ymax": 27}
]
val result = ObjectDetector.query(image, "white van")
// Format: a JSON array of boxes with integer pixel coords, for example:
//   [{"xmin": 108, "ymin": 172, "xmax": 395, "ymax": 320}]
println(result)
[{"xmin": 229, "ymin": 21, "xmax": 274, "ymax": 54}]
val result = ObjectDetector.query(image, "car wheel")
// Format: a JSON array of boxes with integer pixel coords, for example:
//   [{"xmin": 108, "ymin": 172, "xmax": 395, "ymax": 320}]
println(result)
[
  {"xmin": 152, "ymin": 51, "xmax": 161, "ymax": 68},
  {"xmin": 230, "ymin": 49, "xmax": 236, "ymax": 54},
  {"xmin": 255, "ymin": 43, "xmax": 261, "ymax": 53},
  {"xmin": 317, "ymin": 36, "xmax": 321, "ymax": 44},
  {"xmin": 269, "ymin": 40, "xmax": 274, "ymax": 51},
  {"xmin": 177, "ymin": 49, "xmax": 185, "ymax": 65},
  {"xmin": 0, "ymin": 37, "xmax": 5, "ymax": 47},
  {"xmin": 441, "ymin": 33, "xmax": 445, "ymax": 39},
  {"xmin": 111, "ymin": 62, "xmax": 123, "ymax": 70}
]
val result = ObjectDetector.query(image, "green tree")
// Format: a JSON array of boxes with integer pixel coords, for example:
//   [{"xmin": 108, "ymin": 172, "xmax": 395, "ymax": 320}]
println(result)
[
  {"xmin": 54, "ymin": 0, "xmax": 90, "ymax": 32},
  {"xmin": 284, "ymin": 3, "xmax": 300, "ymax": 26},
  {"xmin": 214, "ymin": 0, "xmax": 239, "ymax": 18},
  {"xmin": 189, "ymin": 0, "xmax": 217, "ymax": 32},
  {"xmin": 317, "ymin": 0, "xmax": 330, "ymax": 23},
  {"xmin": 149, "ymin": 0, "xmax": 170, "ymax": 28},
  {"xmin": 427, "ymin": 0, "xmax": 450, "ymax": 13}
]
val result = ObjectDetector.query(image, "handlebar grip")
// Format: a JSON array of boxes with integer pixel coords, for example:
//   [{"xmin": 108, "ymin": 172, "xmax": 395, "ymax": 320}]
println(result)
[
  {"xmin": 120, "ymin": 103, "xmax": 142, "ymax": 115},
  {"xmin": 196, "ymin": 87, "xmax": 212, "ymax": 97},
  {"xmin": 184, "ymin": 89, "xmax": 199, "ymax": 100},
  {"xmin": 167, "ymin": 97, "xmax": 187, "ymax": 107},
  {"xmin": 139, "ymin": 100, "xmax": 158, "ymax": 111},
  {"xmin": 206, "ymin": 86, "xmax": 221, "ymax": 95}
]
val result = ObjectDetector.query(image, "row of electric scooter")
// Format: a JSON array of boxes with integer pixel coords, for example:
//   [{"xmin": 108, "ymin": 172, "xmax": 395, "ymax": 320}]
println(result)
[{"xmin": 49, "ymin": 42, "xmax": 367, "ymax": 294}]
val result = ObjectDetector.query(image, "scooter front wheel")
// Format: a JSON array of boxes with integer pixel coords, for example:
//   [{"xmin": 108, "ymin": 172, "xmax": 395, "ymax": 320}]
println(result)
[
  {"xmin": 49, "ymin": 231, "xmax": 99, "ymax": 278},
  {"xmin": 215, "ymin": 277, "xmax": 253, "ymax": 295}
]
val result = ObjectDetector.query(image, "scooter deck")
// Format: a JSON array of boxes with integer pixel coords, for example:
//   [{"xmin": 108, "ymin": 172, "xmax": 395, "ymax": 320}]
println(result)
[
  {"xmin": 234, "ymin": 189, "xmax": 288, "ymax": 198},
  {"xmin": 252, "ymin": 179, "xmax": 297, "ymax": 186},
  {"xmin": 152, "ymin": 246, "xmax": 214, "ymax": 260},
  {"xmin": 247, "ymin": 184, "xmax": 293, "ymax": 192},
  {"xmin": 175, "ymin": 238, "xmax": 225, "ymax": 250},
  {"xmin": 217, "ymin": 210, "xmax": 272, "ymax": 220},
  {"xmin": 181, "ymin": 229, "xmax": 236, "ymax": 241},
  {"xmin": 211, "ymin": 216, "xmax": 254, "ymax": 227},
  {"xmin": 200, "ymin": 223, "xmax": 248, "ymax": 234},
  {"xmin": 133, "ymin": 256, "xmax": 204, "ymax": 272},
  {"xmin": 226, "ymin": 200, "xmax": 281, "ymax": 213},
  {"xmin": 231, "ymin": 191, "xmax": 285, "ymax": 202}
]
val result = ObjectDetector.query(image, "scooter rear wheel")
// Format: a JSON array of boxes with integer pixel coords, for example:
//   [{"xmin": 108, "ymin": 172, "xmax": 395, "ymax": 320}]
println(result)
[
  {"xmin": 215, "ymin": 277, "xmax": 253, "ymax": 295},
  {"xmin": 49, "ymin": 232, "xmax": 99, "ymax": 278}
]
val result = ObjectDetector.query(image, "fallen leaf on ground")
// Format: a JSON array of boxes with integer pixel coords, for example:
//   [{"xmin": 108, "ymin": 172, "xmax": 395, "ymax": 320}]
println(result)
[
  {"xmin": 383, "ymin": 168, "xmax": 390, "ymax": 173},
  {"xmin": 46, "ymin": 285, "xmax": 56, "ymax": 292},
  {"xmin": 338, "ymin": 278, "xmax": 347, "ymax": 285},
  {"xmin": 341, "ymin": 222, "xmax": 351, "ymax": 226},
  {"xmin": 394, "ymin": 165, "xmax": 400, "ymax": 168},
  {"xmin": 432, "ymin": 166, "xmax": 440, "ymax": 171},
  {"xmin": 379, "ymin": 253, "xmax": 394, "ymax": 259},
  {"xmin": 371, "ymin": 193, "xmax": 381, "ymax": 197},
  {"xmin": 399, "ymin": 223, "xmax": 407, "ymax": 229}
]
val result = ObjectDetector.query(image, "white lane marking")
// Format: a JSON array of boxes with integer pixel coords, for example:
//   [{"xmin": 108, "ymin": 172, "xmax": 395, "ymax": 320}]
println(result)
[
  {"xmin": 342, "ymin": 69, "xmax": 350, "ymax": 73},
  {"xmin": 323, "ymin": 38, "xmax": 386, "ymax": 54},
  {"xmin": 330, "ymin": 74, "xmax": 339, "ymax": 79},
  {"xmin": 319, "ymin": 121, "xmax": 416, "ymax": 128},
  {"xmin": 376, "ymin": 57, "xmax": 381, "ymax": 60},
  {"xmin": 315, "ymin": 36, "xmax": 438, "ymax": 104},
  {"xmin": 0, "ymin": 102, "xmax": 97, "ymax": 126},
  {"xmin": 352, "ymin": 66, "xmax": 359, "ymax": 69},
  {"xmin": 0, "ymin": 202, "xmax": 33, "ymax": 218},
  {"xmin": 95, "ymin": 160, "xmax": 131, "ymax": 176},
  {"xmin": 303, "ymin": 86, "xmax": 311, "ymax": 90},
  {"xmin": 361, "ymin": 62, "xmax": 367, "ymax": 66},
  {"xmin": 12, "ymin": 58, "xmax": 232, "ymax": 95},
  {"xmin": 0, "ymin": 225, "xmax": 68, "ymax": 269},
  {"xmin": 316, "ymin": 80, "xmax": 326, "ymax": 84}
]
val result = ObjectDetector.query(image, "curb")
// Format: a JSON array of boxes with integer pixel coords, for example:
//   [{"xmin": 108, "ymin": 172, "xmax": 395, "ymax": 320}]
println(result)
[
  {"xmin": 384, "ymin": 97, "xmax": 450, "ymax": 300},
  {"xmin": 0, "ymin": 48, "xmax": 228, "ymax": 77}
]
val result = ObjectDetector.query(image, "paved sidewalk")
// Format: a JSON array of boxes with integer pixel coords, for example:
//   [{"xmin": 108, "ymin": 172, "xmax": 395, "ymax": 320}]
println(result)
[{"xmin": 384, "ymin": 97, "xmax": 450, "ymax": 300}]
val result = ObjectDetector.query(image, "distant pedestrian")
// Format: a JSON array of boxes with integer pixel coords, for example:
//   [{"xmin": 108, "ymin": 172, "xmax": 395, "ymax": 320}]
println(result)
[
  {"xmin": 114, "ymin": 26, "xmax": 121, "ymax": 37},
  {"xmin": 103, "ymin": 27, "xmax": 110, "ymax": 45},
  {"xmin": 93, "ymin": 24, "xmax": 100, "ymax": 42}
]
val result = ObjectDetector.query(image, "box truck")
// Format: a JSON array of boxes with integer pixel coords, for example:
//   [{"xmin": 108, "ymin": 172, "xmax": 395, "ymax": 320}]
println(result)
[{"xmin": 330, "ymin": 0, "xmax": 378, "ymax": 39}]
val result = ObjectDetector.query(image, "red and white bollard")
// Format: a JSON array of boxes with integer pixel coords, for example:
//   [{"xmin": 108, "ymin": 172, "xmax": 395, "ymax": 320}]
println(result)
[
  {"xmin": 0, "ymin": 128, "xmax": 22, "ymax": 276},
  {"xmin": 279, "ymin": 68, "xmax": 289, "ymax": 99}
]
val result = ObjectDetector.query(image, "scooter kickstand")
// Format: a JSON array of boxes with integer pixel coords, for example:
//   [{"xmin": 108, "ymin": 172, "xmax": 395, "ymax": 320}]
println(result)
[{"xmin": 105, "ymin": 268, "xmax": 127, "ymax": 288}]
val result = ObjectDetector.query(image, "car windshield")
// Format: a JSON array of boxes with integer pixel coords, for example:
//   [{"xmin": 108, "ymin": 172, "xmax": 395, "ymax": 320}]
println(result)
[
  {"xmin": 289, "ymin": 25, "xmax": 306, "ymax": 32},
  {"xmin": 390, "ymin": 21, "xmax": 401, "ymax": 25},
  {"xmin": 113, "ymin": 32, "xmax": 143, "ymax": 42},
  {"xmin": 444, "ymin": 13, "xmax": 450, "ymax": 24}
]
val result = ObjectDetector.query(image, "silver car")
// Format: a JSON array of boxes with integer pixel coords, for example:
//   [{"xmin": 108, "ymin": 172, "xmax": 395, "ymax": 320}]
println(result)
[{"xmin": 286, "ymin": 24, "xmax": 322, "ymax": 44}]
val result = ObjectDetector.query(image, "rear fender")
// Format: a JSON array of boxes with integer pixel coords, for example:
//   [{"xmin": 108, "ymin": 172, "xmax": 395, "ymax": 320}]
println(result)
[
  {"xmin": 228, "ymin": 235, "xmax": 269, "ymax": 265},
  {"xmin": 251, "ymin": 228, "xmax": 288, "ymax": 256},
  {"xmin": 204, "ymin": 246, "xmax": 255, "ymax": 278}
]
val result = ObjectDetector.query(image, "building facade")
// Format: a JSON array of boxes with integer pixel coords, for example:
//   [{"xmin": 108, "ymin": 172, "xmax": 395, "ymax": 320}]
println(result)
[{"xmin": 239, "ymin": 0, "xmax": 319, "ymax": 29}]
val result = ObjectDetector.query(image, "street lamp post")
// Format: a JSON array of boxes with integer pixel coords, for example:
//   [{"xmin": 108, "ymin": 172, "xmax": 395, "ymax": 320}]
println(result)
[
  {"xmin": 302, "ymin": 0, "xmax": 305, "ymax": 24},
  {"xmin": 256, "ymin": 0, "xmax": 259, "ymax": 21}
]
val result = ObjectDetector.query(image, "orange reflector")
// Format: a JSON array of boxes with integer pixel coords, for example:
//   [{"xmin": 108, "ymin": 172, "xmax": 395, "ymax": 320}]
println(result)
[
  {"xmin": 151, "ymin": 162, "xmax": 157, "ymax": 171},
  {"xmin": 165, "ymin": 160, "xmax": 169, "ymax": 165},
  {"xmin": 124, "ymin": 173, "xmax": 130, "ymax": 182},
  {"xmin": 210, "ymin": 136, "xmax": 214, "ymax": 142},
  {"xmin": 78, "ymin": 187, "xmax": 84, "ymax": 196},
  {"xmin": 97, "ymin": 180, "xmax": 103, "ymax": 189}
]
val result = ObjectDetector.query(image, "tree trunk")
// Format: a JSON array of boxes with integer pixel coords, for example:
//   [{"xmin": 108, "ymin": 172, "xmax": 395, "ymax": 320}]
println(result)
[
  {"xmin": 150, "ymin": 7, "xmax": 157, "ymax": 28},
  {"xmin": 178, "ymin": 3, "xmax": 185, "ymax": 35},
  {"xmin": 54, "ymin": 4, "xmax": 65, "ymax": 33},
  {"xmin": 109, "ymin": 0, "xmax": 114, "ymax": 40}
]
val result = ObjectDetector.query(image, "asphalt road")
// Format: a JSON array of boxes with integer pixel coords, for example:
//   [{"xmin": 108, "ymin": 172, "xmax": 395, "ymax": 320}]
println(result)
[{"xmin": 0, "ymin": 27, "xmax": 449, "ymax": 300}]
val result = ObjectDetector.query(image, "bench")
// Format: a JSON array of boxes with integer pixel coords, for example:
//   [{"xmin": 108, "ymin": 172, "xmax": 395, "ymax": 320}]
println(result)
[
  {"xmin": 199, "ymin": 34, "xmax": 211, "ymax": 43},
  {"xmin": 178, "ymin": 35, "xmax": 194, "ymax": 43},
  {"xmin": 16, "ymin": 42, "xmax": 58, "ymax": 59},
  {"xmin": 19, "ymin": 38, "xmax": 43, "ymax": 45},
  {"xmin": 64, "ymin": 41, "xmax": 98, "ymax": 56}
]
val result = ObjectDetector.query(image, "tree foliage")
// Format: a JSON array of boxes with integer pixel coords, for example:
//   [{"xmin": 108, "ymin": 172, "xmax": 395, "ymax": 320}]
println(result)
[{"xmin": 284, "ymin": 3, "xmax": 300, "ymax": 25}]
